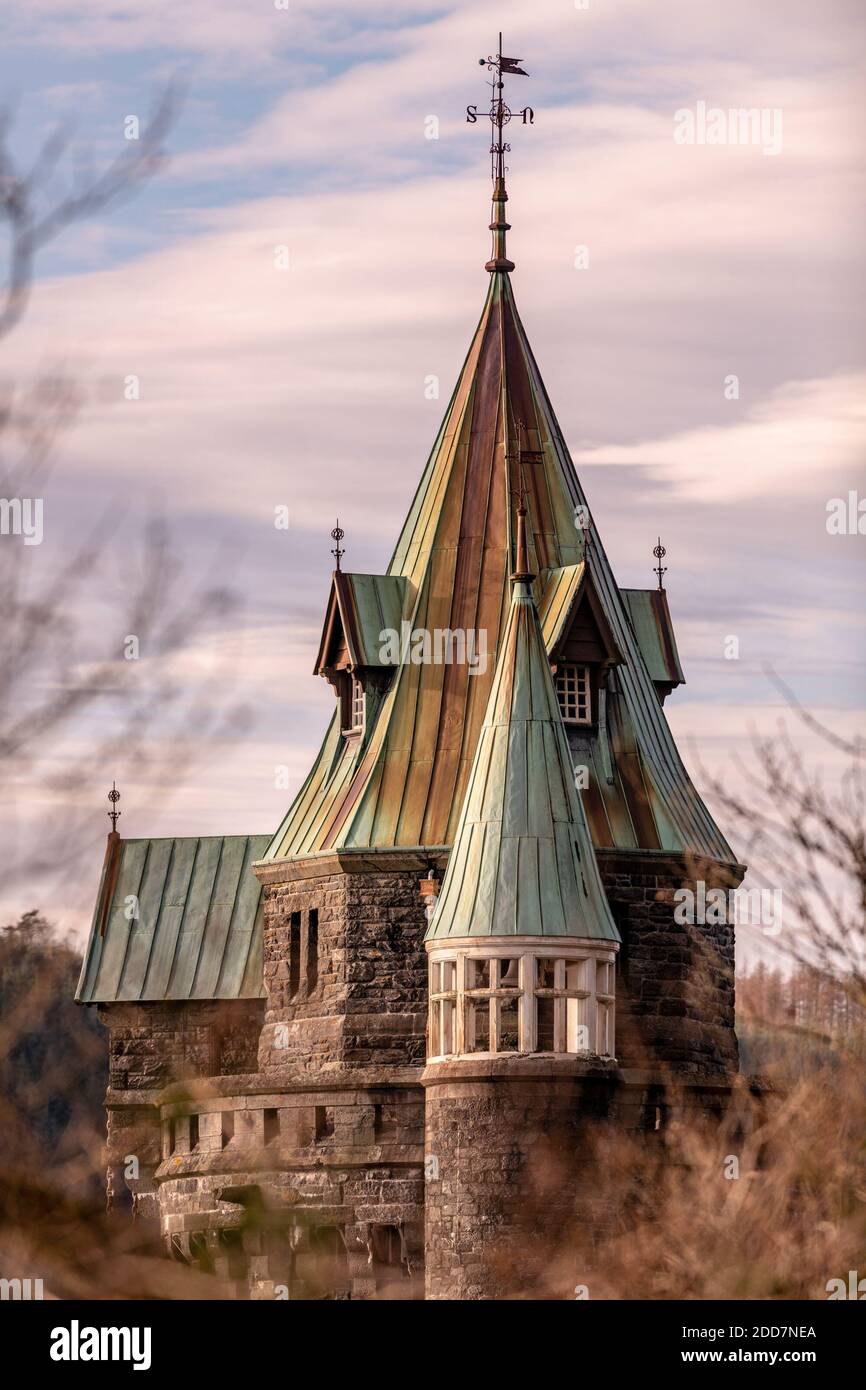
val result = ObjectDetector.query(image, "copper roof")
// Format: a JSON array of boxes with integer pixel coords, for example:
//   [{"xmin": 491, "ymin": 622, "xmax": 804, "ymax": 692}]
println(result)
[
  {"xmin": 538, "ymin": 563, "xmax": 585, "ymax": 653},
  {"xmin": 314, "ymin": 572, "xmax": 407, "ymax": 674},
  {"xmin": 76, "ymin": 835, "xmax": 268, "ymax": 1003},
  {"xmin": 426, "ymin": 571, "xmax": 620, "ymax": 942},
  {"xmin": 79, "ymin": 83, "xmax": 738, "ymax": 1021},
  {"xmin": 265, "ymin": 260, "xmax": 734, "ymax": 865},
  {"xmin": 621, "ymin": 587, "xmax": 685, "ymax": 689}
]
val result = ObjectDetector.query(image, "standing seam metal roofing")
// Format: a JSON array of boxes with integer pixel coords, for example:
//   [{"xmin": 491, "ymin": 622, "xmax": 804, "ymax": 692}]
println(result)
[
  {"xmin": 76, "ymin": 835, "xmax": 269, "ymax": 1003},
  {"xmin": 315, "ymin": 573, "xmax": 408, "ymax": 673},
  {"xmin": 264, "ymin": 266, "xmax": 734, "ymax": 865},
  {"xmin": 426, "ymin": 575, "xmax": 619, "ymax": 942},
  {"xmin": 620, "ymin": 587, "xmax": 685, "ymax": 688}
]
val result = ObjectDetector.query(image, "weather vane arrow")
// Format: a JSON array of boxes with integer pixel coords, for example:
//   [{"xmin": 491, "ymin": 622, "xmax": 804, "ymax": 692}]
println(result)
[{"xmin": 499, "ymin": 55, "xmax": 529, "ymax": 77}]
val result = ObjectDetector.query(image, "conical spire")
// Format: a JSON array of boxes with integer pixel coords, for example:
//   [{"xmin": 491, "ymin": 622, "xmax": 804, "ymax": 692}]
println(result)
[
  {"xmin": 266, "ymin": 262, "xmax": 734, "ymax": 865},
  {"xmin": 264, "ymin": 46, "xmax": 735, "ymax": 868},
  {"xmin": 425, "ymin": 549, "xmax": 620, "ymax": 943}
]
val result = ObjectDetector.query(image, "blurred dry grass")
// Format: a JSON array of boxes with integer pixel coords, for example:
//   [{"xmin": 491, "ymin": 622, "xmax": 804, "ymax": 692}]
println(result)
[
  {"xmin": 544, "ymin": 1059, "xmax": 866, "ymax": 1301},
  {"xmin": 1, "ymin": 909, "xmax": 862, "ymax": 1300},
  {"xmin": 0, "ymin": 911, "xmax": 232, "ymax": 1298}
]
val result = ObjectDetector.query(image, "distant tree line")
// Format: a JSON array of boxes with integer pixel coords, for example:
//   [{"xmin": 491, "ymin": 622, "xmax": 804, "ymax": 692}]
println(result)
[
  {"xmin": 738, "ymin": 959, "xmax": 865, "ymax": 1040},
  {"xmin": 0, "ymin": 911, "xmax": 105, "ymax": 1197}
]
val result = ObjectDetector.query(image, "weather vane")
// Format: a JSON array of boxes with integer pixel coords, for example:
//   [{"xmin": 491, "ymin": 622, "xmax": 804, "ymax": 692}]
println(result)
[
  {"xmin": 331, "ymin": 519, "xmax": 345, "ymax": 571},
  {"xmin": 467, "ymin": 33, "xmax": 534, "ymax": 182},
  {"xmin": 653, "ymin": 538, "xmax": 668, "ymax": 590},
  {"xmin": 107, "ymin": 781, "xmax": 121, "ymax": 832}
]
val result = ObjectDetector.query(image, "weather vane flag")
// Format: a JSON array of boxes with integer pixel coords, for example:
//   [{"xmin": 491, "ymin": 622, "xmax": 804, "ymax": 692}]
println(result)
[{"xmin": 466, "ymin": 33, "xmax": 534, "ymax": 272}]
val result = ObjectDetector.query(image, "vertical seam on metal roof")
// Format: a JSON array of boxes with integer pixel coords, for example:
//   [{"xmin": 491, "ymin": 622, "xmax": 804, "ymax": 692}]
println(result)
[
  {"xmin": 212, "ymin": 835, "xmax": 246, "ymax": 999},
  {"xmin": 117, "ymin": 839, "xmax": 151, "ymax": 1001},
  {"xmin": 165, "ymin": 836, "xmax": 200, "ymax": 997}
]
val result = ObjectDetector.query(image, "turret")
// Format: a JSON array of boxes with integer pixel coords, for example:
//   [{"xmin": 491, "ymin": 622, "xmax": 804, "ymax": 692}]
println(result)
[{"xmin": 421, "ymin": 501, "xmax": 621, "ymax": 1299}]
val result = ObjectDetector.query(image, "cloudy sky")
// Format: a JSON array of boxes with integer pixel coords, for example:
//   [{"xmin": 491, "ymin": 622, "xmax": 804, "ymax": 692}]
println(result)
[{"xmin": 2, "ymin": 0, "xmax": 864, "ymax": 952}]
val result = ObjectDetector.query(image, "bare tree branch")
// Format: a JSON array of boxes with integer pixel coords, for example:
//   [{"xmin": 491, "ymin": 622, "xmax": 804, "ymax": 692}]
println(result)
[{"xmin": 0, "ymin": 84, "xmax": 180, "ymax": 340}]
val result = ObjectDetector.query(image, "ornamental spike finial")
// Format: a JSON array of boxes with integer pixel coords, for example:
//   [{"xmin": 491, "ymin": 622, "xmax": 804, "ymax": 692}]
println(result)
[
  {"xmin": 653, "ymin": 537, "xmax": 668, "ymax": 590},
  {"xmin": 107, "ymin": 781, "xmax": 121, "ymax": 833},
  {"xmin": 331, "ymin": 519, "xmax": 345, "ymax": 571},
  {"xmin": 511, "ymin": 477, "xmax": 535, "ymax": 585},
  {"xmin": 576, "ymin": 507, "xmax": 593, "ymax": 569}
]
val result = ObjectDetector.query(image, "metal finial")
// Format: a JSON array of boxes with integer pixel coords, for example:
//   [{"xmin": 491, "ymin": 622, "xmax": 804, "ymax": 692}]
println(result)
[
  {"xmin": 511, "ymin": 483, "xmax": 535, "ymax": 585},
  {"xmin": 330, "ymin": 519, "xmax": 345, "ymax": 571},
  {"xmin": 107, "ymin": 781, "xmax": 121, "ymax": 832},
  {"xmin": 576, "ymin": 508, "xmax": 592, "ymax": 567},
  {"xmin": 468, "ymin": 34, "xmax": 534, "ymax": 273},
  {"xmin": 653, "ymin": 537, "xmax": 667, "ymax": 590}
]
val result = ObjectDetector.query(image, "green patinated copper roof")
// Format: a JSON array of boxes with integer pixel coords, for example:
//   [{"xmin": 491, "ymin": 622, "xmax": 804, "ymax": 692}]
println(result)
[
  {"xmin": 265, "ymin": 259, "xmax": 734, "ymax": 866},
  {"xmin": 426, "ymin": 575, "xmax": 619, "ymax": 942},
  {"xmin": 314, "ymin": 572, "xmax": 407, "ymax": 673},
  {"xmin": 76, "ymin": 834, "xmax": 268, "ymax": 1003},
  {"xmin": 621, "ymin": 587, "xmax": 685, "ymax": 688},
  {"xmin": 538, "ymin": 562, "xmax": 623, "ymax": 666},
  {"xmin": 538, "ymin": 563, "xmax": 584, "ymax": 652},
  {"xmin": 80, "ymin": 158, "xmax": 737, "ymax": 1016}
]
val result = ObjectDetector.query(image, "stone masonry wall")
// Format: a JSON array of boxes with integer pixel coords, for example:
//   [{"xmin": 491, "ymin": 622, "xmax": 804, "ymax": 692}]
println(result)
[
  {"xmin": 423, "ymin": 1063, "xmax": 620, "ymax": 1299},
  {"xmin": 259, "ymin": 867, "xmax": 428, "ymax": 1075},
  {"xmin": 248, "ymin": 862, "xmax": 430, "ymax": 1296},
  {"xmin": 99, "ymin": 999, "xmax": 263, "ymax": 1220},
  {"xmin": 423, "ymin": 1061, "xmax": 740, "ymax": 1300},
  {"xmin": 597, "ymin": 850, "xmax": 738, "ymax": 1078},
  {"xmin": 156, "ymin": 1086, "xmax": 425, "ymax": 1298},
  {"xmin": 95, "ymin": 846, "xmax": 739, "ymax": 1290}
]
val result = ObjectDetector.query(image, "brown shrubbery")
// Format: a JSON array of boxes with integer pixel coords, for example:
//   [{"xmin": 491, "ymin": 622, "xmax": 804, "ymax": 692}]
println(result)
[
  {"xmin": 546, "ymin": 1056, "xmax": 866, "ymax": 1301},
  {"xmin": 547, "ymin": 717, "xmax": 866, "ymax": 1303}
]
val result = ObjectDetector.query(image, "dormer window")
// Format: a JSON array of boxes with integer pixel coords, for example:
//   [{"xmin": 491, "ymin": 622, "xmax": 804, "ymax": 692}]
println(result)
[
  {"xmin": 539, "ymin": 565, "xmax": 624, "ymax": 736},
  {"xmin": 349, "ymin": 676, "xmax": 365, "ymax": 734},
  {"xmin": 555, "ymin": 662, "xmax": 591, "ymax": 724},
  {"xmin": 336, "ymin": 672, "xmax": 365, "ymax": 738},
  {"xmin": 314, "ymin": 572, "xmax": 407, "ymax": 749}
]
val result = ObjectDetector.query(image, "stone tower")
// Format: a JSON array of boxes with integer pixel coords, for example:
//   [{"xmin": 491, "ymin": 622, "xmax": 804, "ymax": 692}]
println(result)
[
  {"xmin": 423, "ymin": 502, "xmax": 622, "ymax": 1299},
  {"xmin": 76, "ymin": 44, "xmax": 742, "ymax": 1300}
]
